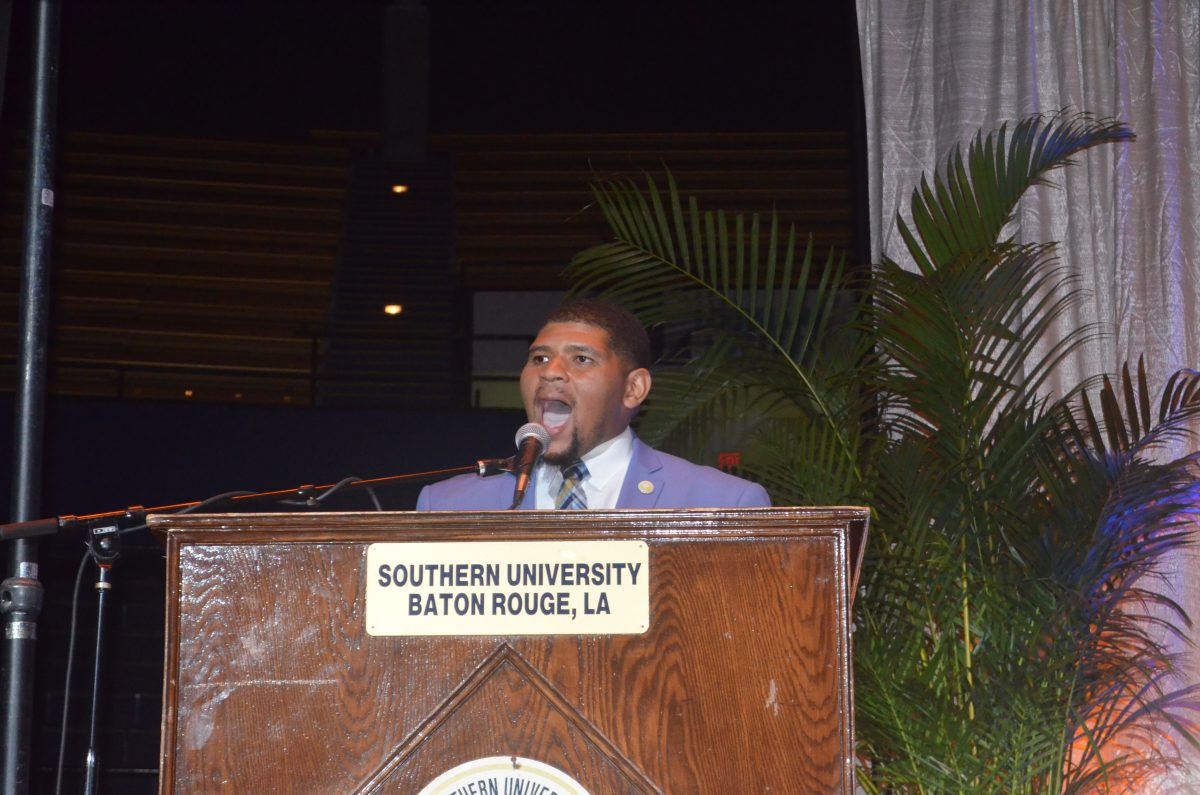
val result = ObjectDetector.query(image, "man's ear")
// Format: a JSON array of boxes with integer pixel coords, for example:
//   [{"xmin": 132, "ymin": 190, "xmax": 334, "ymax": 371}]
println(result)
[{"xmin": 622, "ymin": 368, "xmax": 652, "ymax": 409}]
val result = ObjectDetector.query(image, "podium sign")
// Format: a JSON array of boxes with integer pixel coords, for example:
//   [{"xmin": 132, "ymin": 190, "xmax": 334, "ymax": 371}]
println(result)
[
  {"xmin": 366, "ymin": 540, "xmax": 650, "ymax": 636},
  {"xmin": 153, "ymin": 507, "xmax": 867, "ymax": 794}
]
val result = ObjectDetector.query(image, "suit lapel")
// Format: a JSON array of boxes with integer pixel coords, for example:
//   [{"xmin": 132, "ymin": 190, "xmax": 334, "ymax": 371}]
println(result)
[{"xmin": 616, "ymin": 437, "xmax": 664, "ymax": 509}]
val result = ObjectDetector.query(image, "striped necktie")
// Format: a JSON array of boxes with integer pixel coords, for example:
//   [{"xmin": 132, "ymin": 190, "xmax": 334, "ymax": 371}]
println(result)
[{"xmin": 555, "ymin": 461, "xmax": 589, "ymax": 510}]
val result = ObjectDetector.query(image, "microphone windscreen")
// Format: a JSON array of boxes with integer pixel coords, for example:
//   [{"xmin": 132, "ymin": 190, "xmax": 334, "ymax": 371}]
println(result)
[{"xmin": 514, "ymin": 422, "xmax": 550, "ymax": 452}]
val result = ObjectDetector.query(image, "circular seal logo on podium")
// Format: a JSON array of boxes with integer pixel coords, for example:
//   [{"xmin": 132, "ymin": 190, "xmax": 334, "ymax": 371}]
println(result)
[{"xmin": 419, "ymin": 756, "xmax": 590, "ymax": 795}]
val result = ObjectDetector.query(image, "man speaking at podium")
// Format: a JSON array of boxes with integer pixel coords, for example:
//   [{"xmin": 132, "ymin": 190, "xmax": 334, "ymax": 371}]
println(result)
[{"xmin": 417, "ymin": 298, "xmax": 771, "ymax": 510}]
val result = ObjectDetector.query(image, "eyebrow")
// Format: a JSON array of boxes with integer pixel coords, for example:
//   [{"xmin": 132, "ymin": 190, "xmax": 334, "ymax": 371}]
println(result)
[{"xmin": 528, "ymin": 343, "xmax": 604, "ymax": 357}]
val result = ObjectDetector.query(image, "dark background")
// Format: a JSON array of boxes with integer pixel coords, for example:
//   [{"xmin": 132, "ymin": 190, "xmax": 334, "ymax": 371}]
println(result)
[
  {"xmin": 1, "ymin": 1, "xmax": 861, "ymax": 790},
  {"xmin": 5, "ymin": 0, "xmax": 856, "ymax": 137}
]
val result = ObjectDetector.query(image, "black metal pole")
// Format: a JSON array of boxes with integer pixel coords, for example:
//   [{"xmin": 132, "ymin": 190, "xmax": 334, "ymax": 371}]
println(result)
[{"xmin": 2, "ymin": 1, "xmax": 61, "ymax": 793}]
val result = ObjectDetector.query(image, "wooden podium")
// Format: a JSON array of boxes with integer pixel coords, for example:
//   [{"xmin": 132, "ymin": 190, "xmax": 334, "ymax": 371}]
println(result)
[{"xmin": 152, "ymin": 507, "xmax": 867, "ymax": 793}]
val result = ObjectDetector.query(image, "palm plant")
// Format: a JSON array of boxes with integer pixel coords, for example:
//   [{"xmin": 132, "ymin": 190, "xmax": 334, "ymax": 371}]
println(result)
[{"xmin": 566, "ymin": 113, "xmax": 1200, "ymax": 793}]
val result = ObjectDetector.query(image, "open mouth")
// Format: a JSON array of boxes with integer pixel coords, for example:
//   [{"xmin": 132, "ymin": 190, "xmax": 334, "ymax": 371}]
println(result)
[{"xmin": 541, "ymin": 399, "xmax": 572, "ymax": 433}]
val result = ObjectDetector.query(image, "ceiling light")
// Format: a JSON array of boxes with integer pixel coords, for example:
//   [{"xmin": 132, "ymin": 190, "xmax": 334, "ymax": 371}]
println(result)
[
  {"xmin": 391, "ymin": 184, "xmax": 409, "ymax": 194},
  {"xmin": 384, "ymin": 304, "xmax": 403, "ymax": 315}
]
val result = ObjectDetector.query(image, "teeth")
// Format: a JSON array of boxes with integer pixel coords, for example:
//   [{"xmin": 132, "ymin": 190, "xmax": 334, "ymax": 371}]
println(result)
[{"xmin": 542, "ymin": 400, "xmax": 571, "ymax": 429}]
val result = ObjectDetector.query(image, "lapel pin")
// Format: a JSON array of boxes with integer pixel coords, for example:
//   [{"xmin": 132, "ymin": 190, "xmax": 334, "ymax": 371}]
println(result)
[{"xmin": 638, "ymin": 480, "xmax": 654, "ymax": 494}]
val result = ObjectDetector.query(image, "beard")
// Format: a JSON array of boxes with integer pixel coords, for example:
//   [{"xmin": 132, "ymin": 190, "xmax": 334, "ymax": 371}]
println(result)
[{"xmin": 543, "ymin": 426, "xmax": 583, "ymax": 467}]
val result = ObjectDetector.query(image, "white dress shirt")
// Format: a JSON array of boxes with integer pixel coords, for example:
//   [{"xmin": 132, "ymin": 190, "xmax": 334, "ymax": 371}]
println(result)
[{"xmin": 533, "ymin": 427, "xmax": 634, "ymax": 509}]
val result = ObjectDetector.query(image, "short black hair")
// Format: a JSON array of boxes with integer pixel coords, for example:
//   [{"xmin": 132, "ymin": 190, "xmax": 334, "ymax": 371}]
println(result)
[{"xmin": 542, "ymin": 298, "xmax": 652, "ymax": 371}]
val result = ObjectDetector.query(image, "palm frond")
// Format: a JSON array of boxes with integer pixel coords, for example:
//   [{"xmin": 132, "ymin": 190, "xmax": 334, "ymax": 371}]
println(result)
[
  {"xmin": 568, "ymin": 170, "xmax": 870, "ymax": 484},
  {"xmin": 1070, "ymin": 358, "xmax": 1200, "ymax": 456},
  {"xmin": 631, "ymin": 335, "xmax": 765, "ymax": 460},
  {"xmin": 743, "ymin": 414, "xmax": 874, "ymax": 506},
  {"xmin": 899, "ymin": 113, "xmax": 1134, "ymax": 274}
]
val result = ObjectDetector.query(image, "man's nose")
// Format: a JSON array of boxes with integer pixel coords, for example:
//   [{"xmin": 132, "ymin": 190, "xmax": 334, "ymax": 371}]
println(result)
[{"xmin": 540, "ymin": 355, "xmax": 566, "ymax": 380}]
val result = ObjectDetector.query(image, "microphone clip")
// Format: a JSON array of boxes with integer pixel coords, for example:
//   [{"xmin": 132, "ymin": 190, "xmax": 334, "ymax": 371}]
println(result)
[{"xmin": 476, "ymin": 457, "xmax": 515, "ymax": 477}]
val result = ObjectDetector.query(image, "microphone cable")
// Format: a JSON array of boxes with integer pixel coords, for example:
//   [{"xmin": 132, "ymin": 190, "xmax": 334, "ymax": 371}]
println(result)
[
  {"xmin": 52, "ymin": 489, "xmax": 255, "ymax": 793},
  {"xmin": 278, "ymin": 477, "xmax": 382, "ymax": 511},
  {"xmin": 53, "ymin": 549, "xmax": 89, "ymax": 795}
]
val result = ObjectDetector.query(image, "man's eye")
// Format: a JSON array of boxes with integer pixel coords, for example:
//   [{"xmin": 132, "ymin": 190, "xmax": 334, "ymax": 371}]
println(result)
[
  {"xmin": 530, "ymin": 354, "xmax": 548, "ymax": 364},
  {"xmin": 575, "ymin": 355, "xmax": 592, "ymax": 365}
]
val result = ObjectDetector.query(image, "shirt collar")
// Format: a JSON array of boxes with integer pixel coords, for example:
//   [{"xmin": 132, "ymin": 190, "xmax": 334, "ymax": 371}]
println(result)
[
  {"xmin": 538, "ymin": 426, "xmax": 634, "ymax": 492},
  {"xmin": 576, "ymin": 426, "xmax": 633, "ymax": 490}
]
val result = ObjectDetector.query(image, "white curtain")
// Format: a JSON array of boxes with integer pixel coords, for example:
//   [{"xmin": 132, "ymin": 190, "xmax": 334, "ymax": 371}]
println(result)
[{"xmin": 857, "ymin": 0, "xmax": 1200, "ymax": 789}]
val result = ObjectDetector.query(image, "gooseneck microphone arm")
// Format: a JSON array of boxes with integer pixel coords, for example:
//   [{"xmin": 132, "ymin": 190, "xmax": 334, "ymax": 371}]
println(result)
[{"xmin": 0, "ymin": 464, "xmax": 483, "ymax": 543}]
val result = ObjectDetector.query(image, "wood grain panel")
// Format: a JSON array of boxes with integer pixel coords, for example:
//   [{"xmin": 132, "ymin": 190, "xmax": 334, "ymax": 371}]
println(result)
[{"xmin": 155, "ymin": 508, "xmax": 865, "ymax": 794}]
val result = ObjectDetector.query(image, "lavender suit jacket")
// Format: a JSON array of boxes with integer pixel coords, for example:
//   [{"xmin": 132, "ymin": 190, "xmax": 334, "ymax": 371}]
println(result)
[{"xmin": 416, "ymin": 436, "xmax": 770, "ymax": 510}]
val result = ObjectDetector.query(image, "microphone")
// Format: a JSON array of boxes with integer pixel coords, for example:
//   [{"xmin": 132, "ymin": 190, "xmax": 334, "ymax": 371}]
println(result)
[{"xmin": 509, "ymin": 422, "xmax": 550, "ymax": 509}]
